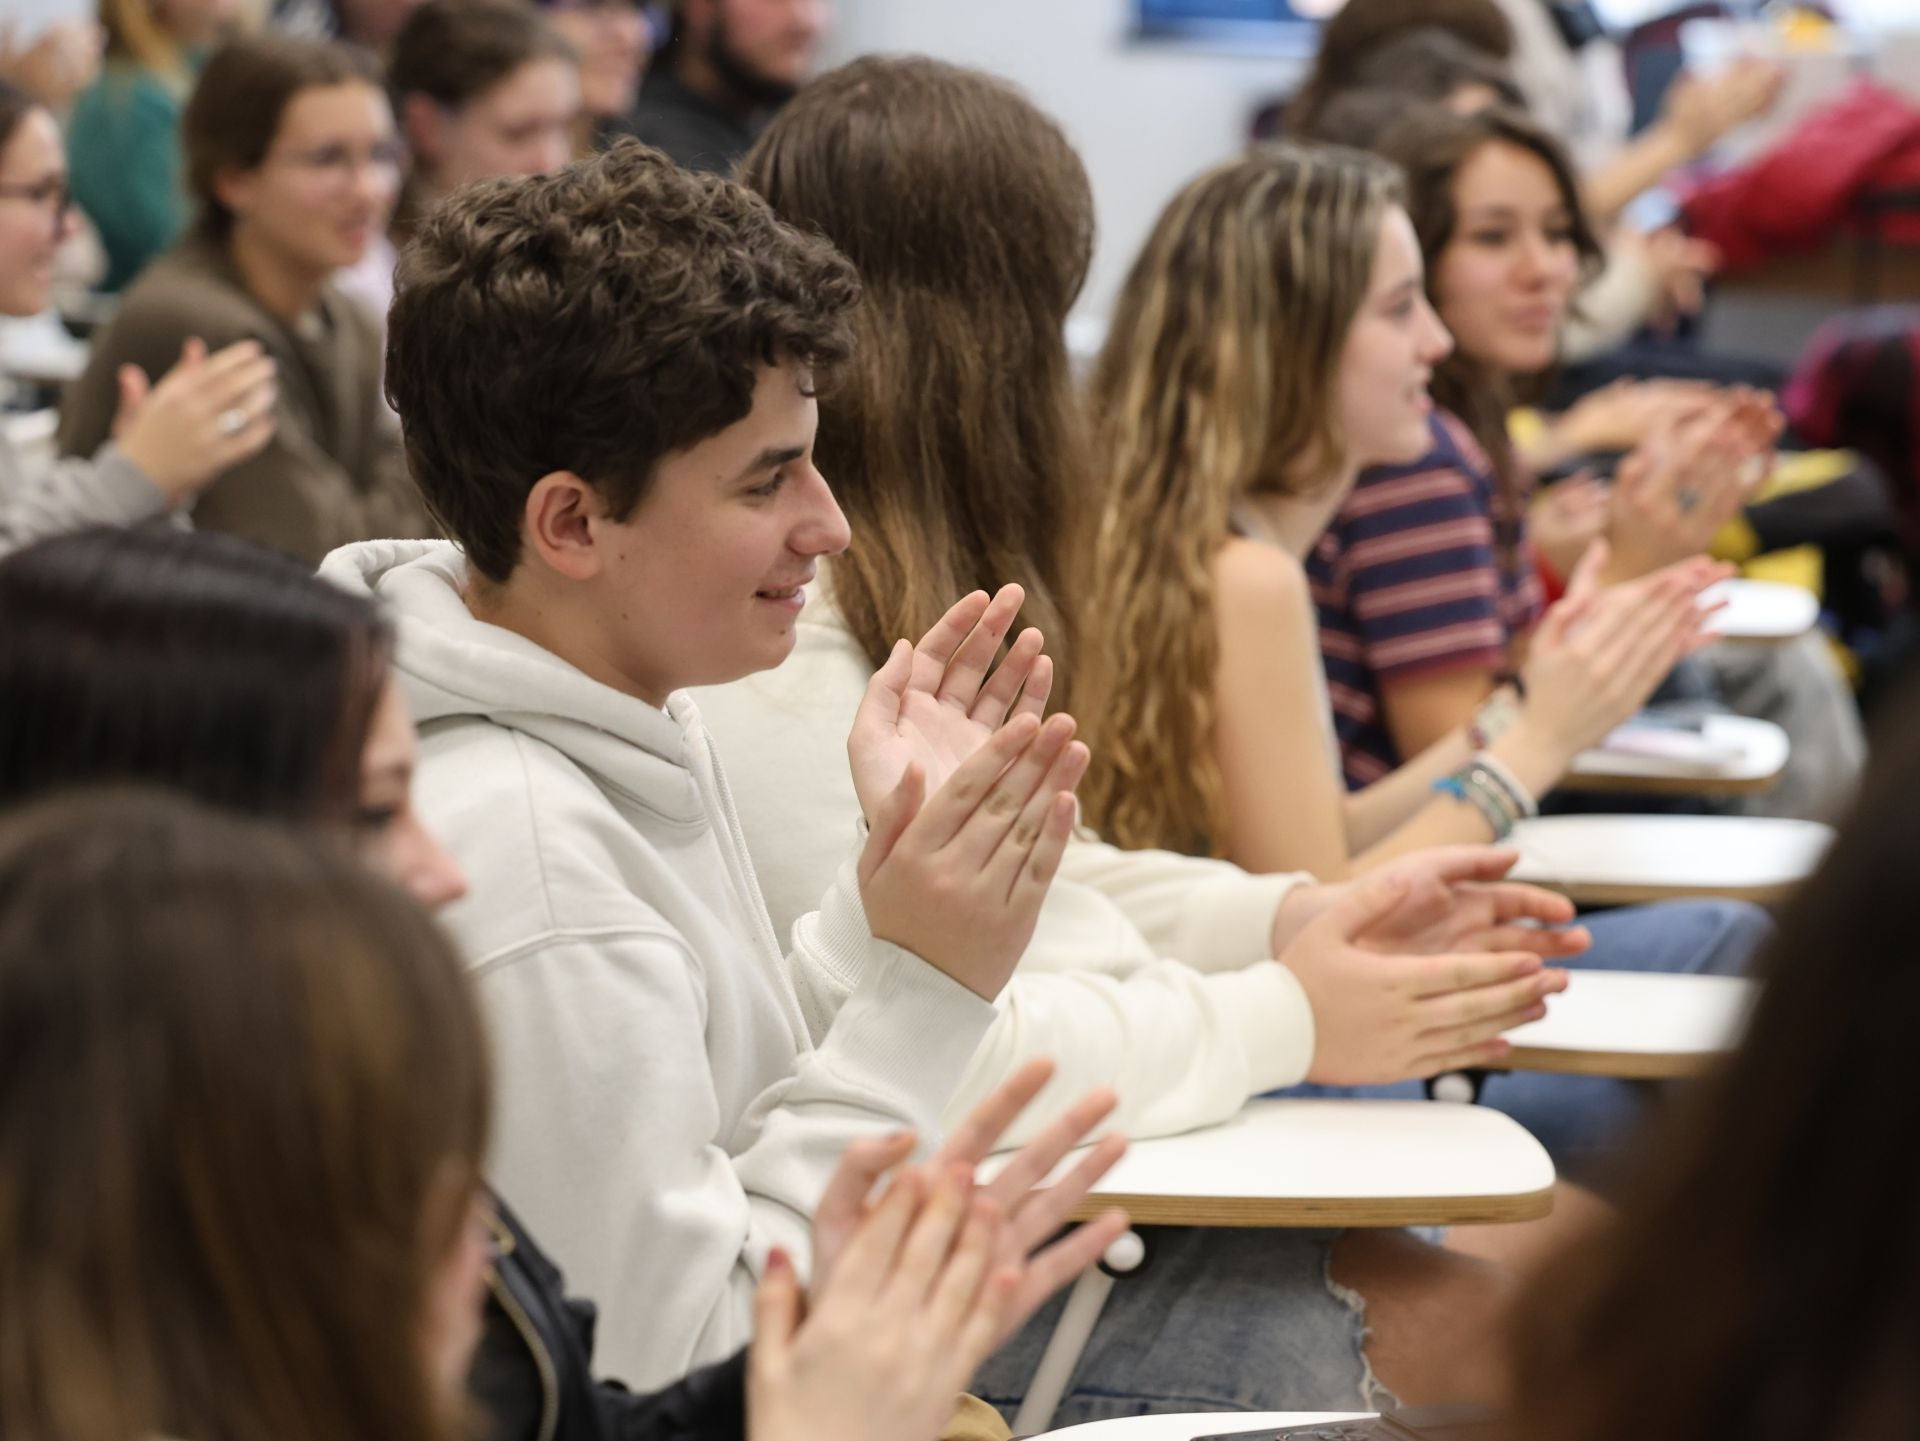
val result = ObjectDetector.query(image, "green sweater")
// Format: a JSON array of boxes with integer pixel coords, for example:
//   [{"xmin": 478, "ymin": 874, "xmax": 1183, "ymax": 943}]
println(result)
[{"xmin": 66, "ymin": 61, "xmax": 193, "ymax": 293}]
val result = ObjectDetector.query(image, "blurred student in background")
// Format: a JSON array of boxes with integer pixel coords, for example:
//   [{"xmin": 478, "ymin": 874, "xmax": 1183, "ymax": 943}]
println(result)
[
  {"xmin": 334, "ymin": 0, "xmax": 581, "ymax": 320},
  {"xmin": 612, "ymin": 0, "xmax": 827, "ymax": 173},
  {"xmin": 66, "ymin": 0, "xmax": 246, "ymax": 292},
  {"xmin": 0, "ymin": 79, "xmax": 275, "ymax": 554},
  {"xmin": 58, "ymin": 36, "xmax": 432, "ymax": 564}
]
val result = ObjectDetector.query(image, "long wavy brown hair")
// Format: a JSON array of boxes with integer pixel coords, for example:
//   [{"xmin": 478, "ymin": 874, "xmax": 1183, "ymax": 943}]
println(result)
[
  {"xmin": 1078, "ymin": 142, "xmax": 1404, "ymax": 855},
  {"xmin": 738, "ymin": 55, "xmax": 1094, "ymax": 677}
]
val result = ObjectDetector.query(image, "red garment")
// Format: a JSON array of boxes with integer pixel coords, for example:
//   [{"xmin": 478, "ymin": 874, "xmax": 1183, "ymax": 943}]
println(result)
[{"xmin": 1682, "ymin": 80, "xmax": 1920, "ymax": 272}]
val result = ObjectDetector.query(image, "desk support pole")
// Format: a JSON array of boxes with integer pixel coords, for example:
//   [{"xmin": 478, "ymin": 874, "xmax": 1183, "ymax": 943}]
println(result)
[{"xmin": 1011, "ymin": 1229, "xmax": 1145, "ymax": 1437}]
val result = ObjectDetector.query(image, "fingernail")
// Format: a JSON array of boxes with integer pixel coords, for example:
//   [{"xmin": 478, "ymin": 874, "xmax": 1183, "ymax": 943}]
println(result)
[{"xmin": 767, "ymin": 1246, "xmax": 790, "ymax": 1273}]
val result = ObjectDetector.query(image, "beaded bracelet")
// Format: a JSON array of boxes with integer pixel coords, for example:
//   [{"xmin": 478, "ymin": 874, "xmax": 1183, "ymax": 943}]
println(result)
[
  {"xmin": 1433, "ymin": 772, "xmax": 1517, "ymax": 839},
  {"xmin": 1471, "ymin": 752, "xmax": 1540, "ymax": 821}
]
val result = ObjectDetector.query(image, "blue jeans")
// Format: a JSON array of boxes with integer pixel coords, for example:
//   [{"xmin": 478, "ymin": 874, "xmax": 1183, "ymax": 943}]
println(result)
[
  {"xmin": 1278, "ymin": 899, "xmax": 1770, "ymax": 1187},
  {"xmin": 971, "ymin": 1225, "xmax": 1383, "ymax": 1429}
]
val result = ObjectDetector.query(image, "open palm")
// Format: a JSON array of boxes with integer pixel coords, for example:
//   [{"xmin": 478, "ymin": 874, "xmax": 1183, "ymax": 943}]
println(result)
[{"xmin": 848, "ymin": 584, "xmax": 1056, "ymax": 820}]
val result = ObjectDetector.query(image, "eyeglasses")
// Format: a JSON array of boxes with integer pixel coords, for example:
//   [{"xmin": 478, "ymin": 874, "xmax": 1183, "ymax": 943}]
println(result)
[
  {"xmin": 0, "ymin": 176, "xmax": 73, "ymax": 227},
  {"xmin": 271, "ymin": 139, "xmax": 407, "ymax": 188}
]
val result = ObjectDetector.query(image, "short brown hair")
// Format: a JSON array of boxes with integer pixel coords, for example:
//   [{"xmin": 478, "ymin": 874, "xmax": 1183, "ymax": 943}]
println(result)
[
  {"xmin": 0, "ymin": 789, "xmax": 489, "ymax": 1441},
  {"xmin": 387, "ymin": 140, "xmax": 861, "ymax": 582},
  {"xmin": 183, "ymin": 35, "xmax": 383, "ymax": 237}
]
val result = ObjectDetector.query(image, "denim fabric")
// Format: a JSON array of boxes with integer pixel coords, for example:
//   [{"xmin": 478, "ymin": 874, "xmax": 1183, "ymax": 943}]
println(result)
[
  {"xmin": 1279, "ymin": 899, "xmax": 1770, "ymax": 1188},
  {"xmin": 970, "ymin": 1226, "xmax": 1380, "ymax": 1430}
]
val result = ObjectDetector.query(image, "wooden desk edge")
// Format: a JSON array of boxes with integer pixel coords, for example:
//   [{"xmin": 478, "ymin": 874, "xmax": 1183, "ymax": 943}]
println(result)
[
  {"xmin": 1503, "ymin": 1044, "xmax": 1720, "ymax": 1080},
  {"xmin": 1527, "ymin": 878, "xmax": 1799, "ymax": 907},
  {"xmin": 1559, "ymin": 769, "xmax": 1782, "ymax": 798},
  {"xmin": 1068, "ymin": 1185, "xmax": 1555, "ymax": 1229}
]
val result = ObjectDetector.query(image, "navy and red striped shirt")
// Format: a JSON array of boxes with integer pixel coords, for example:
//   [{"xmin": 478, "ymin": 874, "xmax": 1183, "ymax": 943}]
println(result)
[{"xmin": 1308, "ymin": 411, "xmax": 1543, "ymax": 789}]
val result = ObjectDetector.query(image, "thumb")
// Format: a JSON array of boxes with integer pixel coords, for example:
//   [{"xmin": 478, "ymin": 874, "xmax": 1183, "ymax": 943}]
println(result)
[
  {"xmin": 855, "ymin": 638, "xmax": 912, "ymax": 735},
  {"xmin": 1323, "ymin": 868, "xmax": 1411, "ymax": 942},
  {"xmin": 857, "ymin": 761, "xmax": 924, "ymax": 888},
  {"xmin": 753, "ymin": 1247, "xmax": 803, "ymax": 1354},
  {"xmin": 113, "ymin": 364, "xmax": 150, "ymax": 429},
  {"xmin": 1563, "ymin": 537, "xmax": 1610, "ymax": 605}
]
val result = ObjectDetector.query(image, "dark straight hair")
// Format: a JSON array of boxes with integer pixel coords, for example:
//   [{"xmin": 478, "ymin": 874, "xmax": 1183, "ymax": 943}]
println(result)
[
  {"xmin": 0, "ymin": 527, "xmax": 392, "ymax": 818},
  {"xmin": 1508, "ymin": 681, "xmax": 1920, "ymax": 1441},
  {"xmin": 0, "ymin": 77, "xmax": 37, "ymax": 154},
  {"xmin": 0, "ymin": 787, "xmax": 490, "ymax": 1441}
]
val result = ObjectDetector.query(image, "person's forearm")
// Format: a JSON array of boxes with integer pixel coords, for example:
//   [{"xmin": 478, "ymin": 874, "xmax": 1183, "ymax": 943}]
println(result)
[
  {"xmin": 1349, "ymin": 719, "xmax": 1573, "ymax": 873},
  {"xmin": 1342, "ymin": 727, "xmax": 1476, "ymax": 854},
  {"xmin": 1582, "ymin": 122, "xmax": 1694, "ymax": 229}
]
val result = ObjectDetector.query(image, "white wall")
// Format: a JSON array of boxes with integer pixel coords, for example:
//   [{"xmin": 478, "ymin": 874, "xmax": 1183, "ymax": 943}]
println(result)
[{"xmin": 820, "ymin": 0, "xmax": 1305, "ymax": 325}]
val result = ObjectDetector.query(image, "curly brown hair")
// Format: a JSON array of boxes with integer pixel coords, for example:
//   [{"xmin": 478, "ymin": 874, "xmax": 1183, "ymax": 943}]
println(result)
[{"xmin": 387, "ymin": 139, "xmax": 861, "ymax": 582}]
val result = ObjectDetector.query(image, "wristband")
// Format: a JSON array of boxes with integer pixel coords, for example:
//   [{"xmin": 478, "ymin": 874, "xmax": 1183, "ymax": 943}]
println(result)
[{"xmin": 1468, "ymin": 686, "xmax": 1523, "ymax": 752}]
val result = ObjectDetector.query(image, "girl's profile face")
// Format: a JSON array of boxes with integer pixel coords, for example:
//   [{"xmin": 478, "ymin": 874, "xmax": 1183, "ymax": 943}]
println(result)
[
  {"xmin": 1431, "ymin": 139, "xmax": 1582, "ymax": 377},
  {"xmin": 1335, "ymin": 205, "xmax": 1455, "ymax": 471},
  {"xmin": 0, "ymin": 109, "xmax": 75, "ymax": 319},
  {"xmin": 355, "ymin": 674, "xmax": 468, "ymax": 910}
]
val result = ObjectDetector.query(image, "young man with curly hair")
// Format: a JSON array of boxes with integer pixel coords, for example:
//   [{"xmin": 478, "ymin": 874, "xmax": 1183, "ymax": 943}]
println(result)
[{"xmin": 322, "ymin": 140, "xmax": 1104, "ymax": 1391}]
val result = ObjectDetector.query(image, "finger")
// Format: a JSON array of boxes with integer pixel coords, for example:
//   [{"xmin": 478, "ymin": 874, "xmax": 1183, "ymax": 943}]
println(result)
[
  {"xmin": 1417, "ymin": 967, "xmax": 1568, "ymax": 1031},
  {"xmin": 815, "ymin": 1128, "xmax": 917, "ymax": 1237},
  {"xmin": 1474, "ymin": 880, "xmax": 1576, "ymax": 926},
  {"xmin": 927, "ymin": 1196, "xmax": 1001, "ymax": 1337},
  {"xmin": 1404, "ymin": 948, "xmax": 1545, "ymax": 1001},
  {"xmin": 903, "ymin": 590, "xmax": 993, "ymax": 694},
  {"xmin": 857, "ymin": 761, "xmax": 925, "ymax": 889},
  {"xmin": 1413, "ymin": 1037, "xmax": 1516, "ymax": 1075},
  {"xmin": 943, "ymin": 713, "xmax": 1075, "ymax": 866},
  {"xmin": 932, "ymin": 1057, "xmax": 1057, "ymax": 1169},
  {"xmin": 1319, "ymin": 868, "xmax": 1413, "ymax": 943},
  {"xmin": 1010, "ymin": 652, "xmax": 1054, "ymax": 725},
  {"xmin": 971, "ymin": 728, "xmax": 1085, "ymax": 884},
  {"xmin": 980, "ymin": 1086, "xmax": 1120, "ymax": 1215},
  {"xmin": 1468, "ymin": 923, "xmax": 1591, "ymax": 959},
  {"xmin": 752, "ymin": 1247, "xmax": 803, "ymax": 1360},
  {"xmin": 934, "ymin": 583, "xmax": 1025, "ymax": 710},
  {"xmin": 201, "ymin": 355, "xmax": 279, "ymax": 409},
  {"xmin": 1400, "ymin": 846, "xmax": 1522, "ymax": 887},
  {"xmin": 1000, "ymin": 1207, "xmax": 1132, "ymax": 1339},
  {"xmin": 968, "ymin": 625, "xmax": 1046, "ymax": 726},
  {"xmin": 828, "ymin": 1167, "xmax": 925, "ymax": 1304},
  {"xmin": 1561, "ymin": 537, "xmax": 1612, "ymax": 608},
  {"xmin": 1416, "ymin": 998, "xmax": 1552, "ymax": 1056},
  {"xmin": 1003, "ymin": 1133, "xmax": 1130, "ymax": 1260},
  {"xmin": 853, "ymin": 637, "xmax": 915, "ymax": 739},
  {"xmin": 115, "ymin": 363, "xmax": 149, "ymax": 416},
  {"xmin": 1009, "ymin": 786, "xmax": 1080, "ymax": 909},
  {"xmin": 883, "ymin": 1166, "xmax": 975, "ymax": 1309}
]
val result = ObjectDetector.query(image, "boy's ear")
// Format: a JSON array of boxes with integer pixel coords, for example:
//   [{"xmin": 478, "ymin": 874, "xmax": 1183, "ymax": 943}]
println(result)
[{"xmin": 522, "ymin": 471, "xmax": 606, "ymax": 581}]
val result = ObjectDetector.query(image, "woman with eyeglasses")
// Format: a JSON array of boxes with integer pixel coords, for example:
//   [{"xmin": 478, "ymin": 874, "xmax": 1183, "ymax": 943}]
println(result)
[
  {"xmin": 0, "ymin": 76, "xmax": 275, "ymax": 556},
  {"xmin": 56, "ymin": 34, "xmax": 433, "ymax": 566}
]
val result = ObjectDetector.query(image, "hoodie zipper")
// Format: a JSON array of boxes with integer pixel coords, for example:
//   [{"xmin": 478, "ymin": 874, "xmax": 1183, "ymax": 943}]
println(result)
[{"xmin": 485, "ymin": 1264, "xmax": 561, "ymax": 1441}]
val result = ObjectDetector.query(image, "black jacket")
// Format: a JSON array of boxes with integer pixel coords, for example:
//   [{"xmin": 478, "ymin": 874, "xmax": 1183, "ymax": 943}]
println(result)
[{"xmin": 472, "ymin": 1199, "xmax": 748, "ymax": 1441}]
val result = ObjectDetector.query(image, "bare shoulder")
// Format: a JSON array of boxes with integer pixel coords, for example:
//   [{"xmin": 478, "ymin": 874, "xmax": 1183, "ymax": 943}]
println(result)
[{"xmin": 1213, "ymin": 536, "xmax": 1311, "ymax": 620}]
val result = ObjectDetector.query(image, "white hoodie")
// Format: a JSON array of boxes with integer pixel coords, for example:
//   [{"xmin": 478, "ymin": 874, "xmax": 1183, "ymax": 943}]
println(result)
[
  {"xmin": 321, "ymin": 540, "xmax": 996, "ymax": 1390},
  {"xmin": 693, "ymin": 581, "xmax": 1321, "ymax": 1151}
]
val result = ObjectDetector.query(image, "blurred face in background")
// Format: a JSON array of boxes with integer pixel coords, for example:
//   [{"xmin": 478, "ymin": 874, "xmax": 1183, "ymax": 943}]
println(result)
[
  {"xmin": 335, "ymin": 0, "xmax": 428, "ymax": 46},
  {"xmin": 0, "ymin": 108, "xmax": 76, "ymax": 317},
  {"xmin": 408, "ymin": 55, "xmax": 582, "ymax": 193},
  {"xmin": 689, "ymin": 0, "xmax": 829, "ymax": 103},
  {"xmin": 544, "ymin": 0, "xmax": 652, "ymax": 120},
  {"xmin": 1430, "ymin": 138, "xmax": 1581, "ymax": 376},
  {"xmin": 215, "ymin": 80, "xmax": 401, "ymax": 279}
]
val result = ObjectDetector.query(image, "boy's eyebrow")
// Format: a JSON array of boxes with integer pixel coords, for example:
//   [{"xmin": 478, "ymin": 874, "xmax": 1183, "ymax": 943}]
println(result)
[{"xmin": 732, "ymin": 445, "xmax": 807, "ymax": 482}]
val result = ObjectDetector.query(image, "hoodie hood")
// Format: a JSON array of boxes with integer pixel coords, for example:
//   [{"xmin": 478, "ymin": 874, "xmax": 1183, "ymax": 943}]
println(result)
[{"xmin": 320, "ymin": 539, "xmax": 705, "ymax": 826}]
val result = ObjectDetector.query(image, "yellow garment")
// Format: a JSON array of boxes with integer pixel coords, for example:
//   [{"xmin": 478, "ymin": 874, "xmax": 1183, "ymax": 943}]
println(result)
[{"xmin": 945, "ymin": 1394, "xmax": 1013, "ymax": 1441}]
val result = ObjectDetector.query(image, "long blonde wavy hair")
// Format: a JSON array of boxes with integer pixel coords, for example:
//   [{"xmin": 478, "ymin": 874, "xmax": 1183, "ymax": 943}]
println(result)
[{"xmin": 1077, "ymin": 142, "xmax": 1405, "ymax": 855}]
